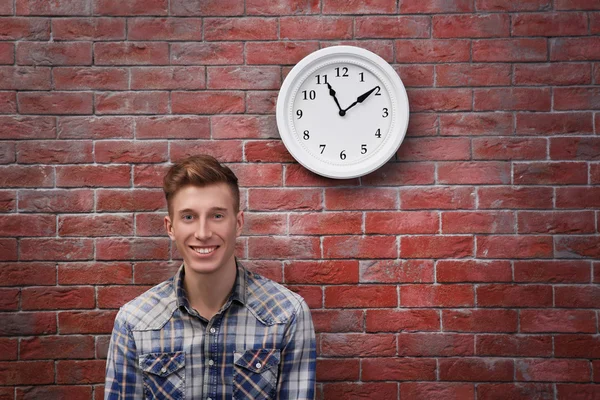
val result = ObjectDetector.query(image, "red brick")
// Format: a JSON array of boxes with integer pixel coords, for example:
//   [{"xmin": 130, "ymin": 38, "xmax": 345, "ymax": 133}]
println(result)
[
  {"xmin": 517, "ymin": 63, "xmax": 591, "ymax": 87},
  {"xmin": 444, "ymin": 309, "xmax": 518, "ymax": 332},
  {"xmin": 207, "ymin": 66, "xmax": 280, "ymax": 90},
  {"xmin": 516, "ymin": 359, "xmax": 590, "ymax": 382},
  {"xmin": 1, "ymin": 262, "xmax": 56, "ymax": 286},
  {"xmin": 19, "ymin": 189, "xmax": 93, "ymax": 212},
  {"xmin": 355, "ymin": 16, "xmax": 429, "ymax": 39},
  {"xmin": 53, "ymin": 67, "xmax": 128, "ymax": 90},
  {"xmin": 133, "ymin": 164, "xmax": 169, "ymax": 188},
  {"xmin": 441, "ymin": 358, "xmax": 513, "ymax": 381},
  {"xmin": 56, "ymin": 165, "xmax": 130, "ymax": 188},
  {"xmin": 16, "ymin": 386, "xmax": 92, "ymax": 400},
  {"xmin": 0, "ymin": 361, "xmax": 54, "ymax": 385},
  {"xmin": 324, "ymin": 236, "xmax": 397, "ymax": 259},
  {"xmin": 479, "ymin": 186, "xmax": 553, "ymax": 209},
  {"xmin": 0, "ymin": 239, "xmax": 17, "ymax": 261},
  {"xmin": 20, "ymin": 238, "xmax": 93, "ymax": 261},
  {"xmin": 361, "ymin": 162, "xmax": 435, "ymax": 186},
  {"xmin": 0, "ymin": 288, "xmax": 19, "ymax": 311},
  {"xmin": 96, "ymin": 238, "xmax": 169, "ymax": 261},
  {"xmin": 477, "ymin": 0, "xmax": 551, "ymax": 10},
  {"xmin": 325, "ymin": 188, "xmax": 397, "ymax": 210},
  {"xmin": 323, "ymin": 40, "xmax": 396, "ymax": 62},
  {"xmin": 16, "ymin": 41, "xmax": 91, "ymax": 65},
  {"xmin": 521, "ymin": 309, "xmax": 596, "ymax": 333},
  {"xmin": 128, "ymin": 17, "xmax": 201, "ymax": 40},
  {"xmin": 19, "ymin": 91, "xmax": 92, "ymax": 114},
  {"xmin": 17, "ymin": 140, "xmax": 93, "ymax": 164},
  {"xmin": 170, "ymin": 42, "xmax": 243, "ymax": 65},
  {"xmin": 437, "ymin": 260, "xmax": 512, "ymax": 283},
  {"xmin": 401, "ymin": 186, "xmax": 474, "ymax": 210},
  {"xmin": 323, "ymin": 382, "xmax": 397, "ymax": 400},
  {"xmin": 171, "ymin": 0, "xmax": 243, "ymax": 16},
  {"xmin": 473, "ymin": 38, "xmax": 547, "ymax": 62},
  {"xmin": 514, "ymin": 162, "xmax": 587, "ymax": 185},
  {"xmin": 555, "ymin": 334, "xmax": 600, "ymax": 358},
  {"xmin": 325, "ymin": 285, "xmax": 397, "ymax": 308},
  {"xmin": 475, "ymin": 88, "xmax": 550, "ymax": 111},
  {"xmin": 402, "ymin": 284, "xmax": 474, "ymax": 307},
  {"xmin": 213, "ymin": 116, "xmax": 277, "ymax": 140},
  {"xmin": 283, "ymin": 164, "xmax": 359, "ymax": 187},
  {"xmin": 248, "ymin": 188, "xmax": 321, "ymax": 211},
  {"xmin": 52, "ymin": 17, "xmax": 125, "ymax": 40},
  {"xmin": 556, "ymin": 187, "xmax": 600, "ymax": 208},
  {"xmin": 440, "ymin": 112, "xmax": 513, "ymax": 136},
  {"xmin": 285, "ymin": 260, "xmax": 358, "ymax": 284},
  {"xmin": 171, "ymin": 91, "xmax": 244, "ymax": 114},
  {"xmin": 473, "ymin": 137, "xmax": 546, "ymax": 160},
  {"xmin": 21, "ymin": 286, "xmax": 94, "ymax": 310},
  {"xmin": 242, "ymin": 261, "xmax": 281, "ymax": 282},
  {"xmin": 97, "ymin": 285, "xmax": 151, "ymax": 309},
  {"xmin": 58, "ymin": 116, "xmax": 133, "ymax": 139},
  {"xmin": 593, "ymin": 163, "xmax": 600, "ymax": 184},
  {"xmin": 0, "ymin": 214, "xmax": 55, "ymax": 237},
  {"xmin": 246, "ymin": 91, "xmax": 277, "ymax": 114},
  {"xmin": 438, "ymin": 161, "xmax": 511, "ymax": 184},
  {"xmin": 478, "ymin": 383, "xmax": 554, "ymax": 400},
  {"xmin": 366, "ymin": 309, "xmax": 440, "ymax": 332},
  {"xmin": 398, "ymin": 333, "xmax": 474, "ymax": 356},
  {"xmin": 477, "ymin": 334, "xmax": 552, "ymax": 357},
  {"xmin": 170, "ymin": 140, "xmax": 243, "ymax": 162},
  {"xmin": 0, "ymin": 338, "xmax": 17, "ymax": 360},
  {"xmin": 398, "ymin": 137, "xmax": 471, "ymax": 161},
  {"xmin": 513, "ymin": 12, "xmax": 588, "ymax": 36},
  {"xmin": 129, "ymin": 66, "xmax": 205, "ymax": 90},
  {"xmin": 281, "ymin": 16, "xmax": 353, "ymax": 39},
  {"xmin": 0, "ymin": 142, "xmax": 14, "ymax": 164},
  {"xmin": 399, "ymin": 0, "xmax": 473, "ymax": 12},
  {"xmin": 0, "ymin": 311, "xmax": 57, "ymax": 335},
  {"xmin": 408, "ymin": 88, "xmax": 472, "ymax": 112},
  {"xmin": 555, "ymin": 87, "xmax": 600, "ymax": 110},
  {"xmin": 322, "ymin": 0, "xmax": 395, "ymax": 13},
  {"xmin": 363, "ymin": 358, "xmax": 437, "ymax": 381},
  {"xmin": 95, "ymin": 140, "xmax": 167, "ymax": 163},
  {"xmin": 437, "ymin": 64, "xmax": 510, "ymax": 87},
  {"xmin": 401, "ymin": 382, "xmax": 474, "ymax": 400},
  {"xmin": 442, "ymin": 211, "xmax": 514, "ymax": 234},
  {"xmin": 555, "ymin": 285, "xmax": 600, "ymax": 308},
  {"xmin": 360, "ymin": 259, "xmax": 433, "ymax": 283},
  {"xmin": 0, "ymin": 1, "xmax": 12, "ymax": 14},
  {"xmin": 478, "ymin": 235, "xmax": 553, "ymax": 259},
  {"xmin": 60, "ymin": 310, "xmax": 118, "ymax": 334},
  {"xmin": 136, "ymin": 116, "xmax": 209, "ymax": 139},
  {"xmin": 96, "ymin": 189, "xmax": 165, "ymax": 212},
  {"xmin": 517, "ymin": 112, "xmax": 593, "ymax": 135},
  {"xmin": 0, "ymin": 43, "xmax": 14, "ymax": 65},
  {"xmin": 246, "ymin": 41, "xmax": 319, "ymax": 65},
  {"xmin": 365, "ymin": 211, "xmax": 437, "ymax": 234},
  {"xmin": 96, "ymin": 91, "xmax": 169, "ymax": 114},
  {"xmin": 518, "ymin": 211, "xmax": 595, "ymax": 234},
  {"xmin": 56, "ymin": 359, "xmax": 106, "ymax": 384},
  {"xmin": 312, "ymin": 310, "xmax": 363, "ymax": 333},
  {"xmin": 134, "ymin": 213, "xmax": 165, "ymax": 236},
  {"xmin": 478, "ymin": 284, "xmax": 552, "ymax": 307},
  {"xmin": 556, "ymin": 384, "xmax": 600, "ymax": 399},
  {"xmin": 94, "ymin": 0, "xmax": 166, "ymax": 15},
  {"xmin": 287, "ymin": 285, "xmax": 321, "ymax": 308},
  {"xmin": 59, "ymin": 214, "xmax": 133, "ymax": 237},
  {"xmin": 243, "ymin": 140, "xmax": 292, "ymax": 163},
  {"xmin": 289, "ymin": 212, "xmax": 361, "ymax": 235},
  {"xmin": 132, "ymin": 261, "xmax": 180, "ymax": 285},
  {"xmin": 551, "ymin": 137, "xmax": 600, "ymax": 160},
  {"xmin": 394, "ymin": 64, "xmax": 434, "ymax": 87},
  {"xmin": 551, "ymin": 37, "xmax": 600, "ymax": 61},
  {"xmin": 434, "ymin": 14, "xmax": 508, "ymax": 38},
  {"xmin": 0, "ymin": 191, "xmax": 16, "ymax": 212},
  {"xmin": 317, "ymin": 359, "xmax": 359, "ymax": 381},
  {"xmin": 204, "ymin": 17, "xmax": 277, "ymax": 40},
  {"xmin": 58, "ymin": 262, "xmax": 132, "ymax": 285},
  {"xmin": 247, "ymin": 236, "xmax": 320, "ymax": 259},
  {"xmin": 514, "ymin": 260, "xmax": 591, "ymax": 283},
  {"xmin": 0, "ymin": 17, "xmax": 50, "ymax": 40},
  {"xmin": 0, "ymin": 95, "xmax": 16, "ymax": 118},
  {"xmin": 95, "ymin": 42, "xmax": 168, "ymax": 65},
  {"xmin": 556, "ymin": 0, "xmax": 600, "ymax": 9},
  {"xmin": 321, "ymin": 333, "xmax": 395, "ymax": 357},
  {"xmin": 397, "ymin": 40, "xmax": 470, "ymax": 63},
  {"xmin": 16, "ymin": 0, "xmax": 91, "ymax": 15},
  {"xmin": 556, "ymin": 236, "xmax": 600, "ymax": 258},
  {"xmin": 593, "ymin": 13, "xmax": 600, "ymax": 34}
]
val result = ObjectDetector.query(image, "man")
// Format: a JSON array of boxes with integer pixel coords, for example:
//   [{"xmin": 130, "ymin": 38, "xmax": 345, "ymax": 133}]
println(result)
[{"xmin": 105, "ymin": 155, "xmax": 316, "ymax": 400}]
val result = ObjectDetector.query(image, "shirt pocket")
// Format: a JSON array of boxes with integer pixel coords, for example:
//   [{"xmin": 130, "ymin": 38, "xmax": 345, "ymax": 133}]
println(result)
[
  {"xmin": 233, "ymin": 348, "xmax": 281, "ymax": 400},
  {"xmin": 139, "ymin": 351, "xmax": 185, "ymax": 400}
]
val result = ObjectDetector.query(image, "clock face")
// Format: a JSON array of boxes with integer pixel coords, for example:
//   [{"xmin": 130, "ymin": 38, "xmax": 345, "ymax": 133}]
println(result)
[{"xmin": 277, "ymin": 46, "xmax": 409, "ymax": 179}]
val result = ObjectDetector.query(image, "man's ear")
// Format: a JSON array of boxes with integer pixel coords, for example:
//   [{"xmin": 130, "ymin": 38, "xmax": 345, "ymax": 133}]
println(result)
[
  {"xmin": 165, "ymin": 215, "xmax": 175, "ymax": 240},
  {"xmin": 235, "ymin": 210, "xmax": 244, "ymax": 237}
]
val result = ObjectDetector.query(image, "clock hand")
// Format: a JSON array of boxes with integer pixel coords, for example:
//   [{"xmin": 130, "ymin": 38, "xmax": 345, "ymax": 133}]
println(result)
[
  {"xmin": 342, "ymin": 86, "xmax": 380, "ymax": 114},
  {"xmin": 326, "ymin": 82, "xmax": 344, "ymax": 115}
]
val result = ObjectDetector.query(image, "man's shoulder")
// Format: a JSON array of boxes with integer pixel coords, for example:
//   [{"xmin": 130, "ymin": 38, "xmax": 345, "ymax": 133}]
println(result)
[
  {"xmin": 115, "ymin": 277, "xmax": 178, "ymax": 331},
  {"xmin": 244, "ymin": 268, "xmax": 308, "ymax": 326}
]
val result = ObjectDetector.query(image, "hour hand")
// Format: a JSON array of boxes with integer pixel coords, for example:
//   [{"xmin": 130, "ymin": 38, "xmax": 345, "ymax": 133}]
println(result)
[{"xmin": 326, "ymin": 82, "xmax": 344, "ymax": 114}]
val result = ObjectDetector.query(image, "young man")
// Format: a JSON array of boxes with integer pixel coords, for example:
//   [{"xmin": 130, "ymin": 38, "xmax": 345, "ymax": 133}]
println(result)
[{"xmin": 105, "ymin": 155, "xmax": 316, "ymax": 400}]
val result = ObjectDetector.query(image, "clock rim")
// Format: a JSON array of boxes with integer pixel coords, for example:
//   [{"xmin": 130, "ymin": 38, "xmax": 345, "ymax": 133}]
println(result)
[{"xmin": 276, "ymin": 45, "xmax": 409, "ymax": 179}]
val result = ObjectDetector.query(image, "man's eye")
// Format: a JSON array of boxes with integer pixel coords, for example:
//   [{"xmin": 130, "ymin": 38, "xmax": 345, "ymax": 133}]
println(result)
[
  {"xmin": 182, "ymin": 215, "xmax": 194, "ymax": 221},
  {"xmin": 214, "ymin": 214, "xmax": 224, "ymax": 219}
]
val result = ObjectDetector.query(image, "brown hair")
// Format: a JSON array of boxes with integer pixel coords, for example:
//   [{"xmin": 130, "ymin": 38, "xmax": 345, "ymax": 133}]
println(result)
[{"xmin": 163, "ymin": 155, "xmax": 240, "ymax": 214}]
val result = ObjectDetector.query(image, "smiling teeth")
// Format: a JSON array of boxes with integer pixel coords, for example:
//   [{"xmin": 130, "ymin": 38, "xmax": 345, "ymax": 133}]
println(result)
[{"xmin": 194, "ymin": 247, "xmax": 216, "ymax": 254}]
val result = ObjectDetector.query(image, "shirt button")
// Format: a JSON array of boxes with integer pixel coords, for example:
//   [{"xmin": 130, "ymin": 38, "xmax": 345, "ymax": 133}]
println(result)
[
  {"xmin": 207, "ymin": 398, "xmax": 212, "ymax": 400},
  {"xmin": 208, "ymin": 359, "xmax": 214, "ymax": 366},
  {"xmin": 255, "ymin": 362, "xmax": 262, "ymax": 369},
  {"xmin": 210, "ymin": 327, "xmax": 216, "ymax": 334},
  {"xmin": 160, "ymin": 367, "xmax": 167, "ymax": 374}
]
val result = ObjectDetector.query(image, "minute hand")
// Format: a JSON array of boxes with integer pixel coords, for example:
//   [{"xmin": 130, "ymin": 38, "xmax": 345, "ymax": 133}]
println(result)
[{"xmin": 342, "ymin": 86, "xmax": 380, "ymax": 114}]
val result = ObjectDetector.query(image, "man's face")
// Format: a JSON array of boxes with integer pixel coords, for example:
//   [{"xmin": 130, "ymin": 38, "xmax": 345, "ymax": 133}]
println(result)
[{"xmin": 165, "ymin": 183, "xmax": 243, "ymax": 276}]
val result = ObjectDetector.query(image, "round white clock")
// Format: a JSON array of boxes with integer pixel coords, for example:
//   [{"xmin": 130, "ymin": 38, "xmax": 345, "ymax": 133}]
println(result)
[{"xmin": 276, "ymin": 45, "xmax": 409, "ymax": 179}]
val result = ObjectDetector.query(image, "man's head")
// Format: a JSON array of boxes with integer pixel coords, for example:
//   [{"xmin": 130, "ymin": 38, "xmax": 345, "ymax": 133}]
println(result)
[{"xmin": 163, "ymin": 155, "xmax": 243, "ymax": 276}]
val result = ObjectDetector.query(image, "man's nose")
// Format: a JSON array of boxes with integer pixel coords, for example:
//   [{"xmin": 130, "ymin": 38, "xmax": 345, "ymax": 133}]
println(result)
[{"xmin": 194, "ymin": 218, "xmax": 212, "ymax": 240}]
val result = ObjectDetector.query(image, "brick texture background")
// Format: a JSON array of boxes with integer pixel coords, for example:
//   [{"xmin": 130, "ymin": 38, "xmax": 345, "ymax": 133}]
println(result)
[{"xmin": 1, "ymin": 0, "xmax": 600, "ymax": 399}]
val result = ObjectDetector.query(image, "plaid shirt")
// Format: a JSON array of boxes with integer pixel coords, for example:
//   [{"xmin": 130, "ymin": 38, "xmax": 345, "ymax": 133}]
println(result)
[{"xmin": 104, "ymin": 261, "xmax": 316, "ymax": 400}]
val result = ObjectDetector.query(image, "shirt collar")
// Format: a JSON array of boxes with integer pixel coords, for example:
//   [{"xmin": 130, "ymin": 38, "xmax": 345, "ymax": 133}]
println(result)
[{"xmin": 174, "ymin": 260, "xmax": 247, "ymax": 314}]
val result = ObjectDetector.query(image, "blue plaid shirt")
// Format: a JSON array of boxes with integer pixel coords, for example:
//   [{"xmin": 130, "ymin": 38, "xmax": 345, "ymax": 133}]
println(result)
[{"xmin": 104, "ymin": 261, "xmax": 316, "ymax": 400}]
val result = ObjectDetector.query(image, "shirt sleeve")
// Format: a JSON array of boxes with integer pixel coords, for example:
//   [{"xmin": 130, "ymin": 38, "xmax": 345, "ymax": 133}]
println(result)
[
  {"xmin": 104, "ymin": 308, "xmax": 143, "ymax": 400},
  {"xmin": 276, "ymin": 298, "xmax": 317, "ymax": 400}
]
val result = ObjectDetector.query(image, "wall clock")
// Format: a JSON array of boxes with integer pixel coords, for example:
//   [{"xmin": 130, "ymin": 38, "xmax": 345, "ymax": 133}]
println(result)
[{"xmin": 276, "ymin": 45, "xmax": 409, "ymax": 179}]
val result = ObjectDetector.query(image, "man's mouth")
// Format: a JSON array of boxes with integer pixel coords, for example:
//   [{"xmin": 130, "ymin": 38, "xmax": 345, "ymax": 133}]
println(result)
[{"xmin": 191, "ymin": 246, "xmax": 218, "ymax": 255}]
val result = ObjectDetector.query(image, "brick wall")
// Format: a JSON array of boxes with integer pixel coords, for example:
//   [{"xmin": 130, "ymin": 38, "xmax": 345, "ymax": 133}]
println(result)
[{"xmin": 1, "ymin": 0, "xmax": 600, "ymax": 398}]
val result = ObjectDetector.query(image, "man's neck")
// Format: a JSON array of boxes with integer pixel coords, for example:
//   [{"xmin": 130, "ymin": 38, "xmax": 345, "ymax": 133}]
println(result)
[{"xmin": 183, "ymin": 258, "xmax": 237, "ymax": 320}]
